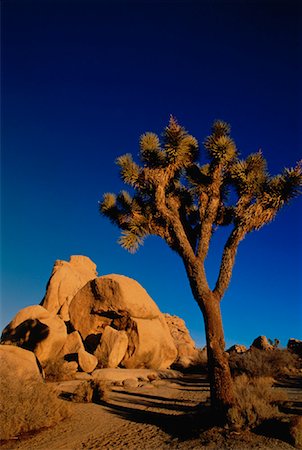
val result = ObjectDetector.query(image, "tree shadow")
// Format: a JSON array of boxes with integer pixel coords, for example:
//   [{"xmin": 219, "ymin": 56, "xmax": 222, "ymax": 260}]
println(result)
[
  {"xmin": 103, "ymin": 399, "xmax": 218, "ymax": 441},
  {"xmin": 103, "ymin": 375, "xmax": 217, "ymax": 441}
]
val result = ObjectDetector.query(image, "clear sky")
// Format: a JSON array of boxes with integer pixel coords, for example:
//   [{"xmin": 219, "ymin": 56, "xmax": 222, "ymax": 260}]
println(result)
[{"xmin": 1, "ymin": 0, "xmax": 301, "ymax": 348}]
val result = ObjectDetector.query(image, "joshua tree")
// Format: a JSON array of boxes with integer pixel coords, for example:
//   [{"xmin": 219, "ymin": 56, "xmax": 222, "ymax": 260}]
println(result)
[{"xmin": 99, "ymin": 117, "xmax": 301, "ymax": 414}]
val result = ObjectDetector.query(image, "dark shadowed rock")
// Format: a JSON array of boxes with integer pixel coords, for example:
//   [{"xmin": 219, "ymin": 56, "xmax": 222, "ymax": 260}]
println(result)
[{"xmin": 287, "ymin": 338, "xmax": 302, "ymax": 357}]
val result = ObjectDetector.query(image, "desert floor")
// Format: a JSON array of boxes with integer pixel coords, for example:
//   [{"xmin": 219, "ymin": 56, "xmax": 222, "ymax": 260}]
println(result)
[{"xmin": 1, "ymin": 373, "xmax": 301, "ymax": 450}]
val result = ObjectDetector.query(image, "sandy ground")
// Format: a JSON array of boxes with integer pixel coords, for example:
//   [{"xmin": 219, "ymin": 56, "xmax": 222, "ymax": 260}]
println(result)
[{"xmin": 1, "ymin": 374, "xmax": 301, "ymax": 450}]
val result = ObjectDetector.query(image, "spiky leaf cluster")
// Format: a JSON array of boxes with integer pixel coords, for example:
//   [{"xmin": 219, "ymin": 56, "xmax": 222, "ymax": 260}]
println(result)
[
  {"xmin": 100, "ymin": 118, "xmax": 302, "ymax": 257},
  {"xmin": 204, "ymin": 121, "xmax": 237, "ymax": 164}
]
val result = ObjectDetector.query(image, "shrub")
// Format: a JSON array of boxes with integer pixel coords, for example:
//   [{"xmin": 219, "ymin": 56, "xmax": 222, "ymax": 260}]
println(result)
[
  {"xmin": 0, "ymin": 371, "xmax": 71, "ymax": 441},
  {"xmin": 289, "ymin": 416, "xmax": 302, "ymax": 449},
  {"xmin": 227, "ymin": 374, "xmax": 287, "ymax": 430},
  {"xmin": 229, "ymin": 348, "xmax": 299, "ymax": 378},
  {"xmin": 72, "ymin": 379, "xmax": 108, "ymax": 403},
  {"xmin": 44, "ymin": 358, "xmax": 77, "ymax": 382}
]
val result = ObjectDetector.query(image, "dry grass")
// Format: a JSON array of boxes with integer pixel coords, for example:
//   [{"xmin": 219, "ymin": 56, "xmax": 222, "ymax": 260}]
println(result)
[
  {"xmin": 227, "ymin": 374, "xmax": 287, "ymax": 430},
  {"xmin": 229, "ymin": 348, "xmax": 299, "ymax": 378},
  {"xmin": 44, "ymin": 358, "xmax": 77, "ymax": 382},
  {"xmin": 72, "ymin": 379, "xmax": 109, "ymax": 403},
  {"xmin": 289, "ymin": 416, "xmax": 302, "ymax": 449},
  {"xmin": 0, "ymin": 370, "xmax": 71, "ymax": 441}
]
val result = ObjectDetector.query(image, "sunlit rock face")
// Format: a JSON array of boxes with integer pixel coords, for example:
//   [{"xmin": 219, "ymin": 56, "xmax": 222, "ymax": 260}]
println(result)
[
  {"xmin": 69, "ymin": 274, "xmax": 177, "ymax": 369},
  {"xmin": 226, "ymin": 344, "xmax": 247, "ymax": 354},
  {"xmin": 41, "ymin": 255, "xmax": 98, "ymax": 321},
  {"xmin": 1, "ymin": 256, "xmax": 183, "ymax": 372},
  {"xmin": 0, "ymin": 345, "xmax": 43, "ymax": 381},
  {"xmin": 163, "ymin": 313, "xmax": 200, "ymax": 368},
  {"xmin": 1, "ymin": 305, "xmax": 67, "ymax": 365}
]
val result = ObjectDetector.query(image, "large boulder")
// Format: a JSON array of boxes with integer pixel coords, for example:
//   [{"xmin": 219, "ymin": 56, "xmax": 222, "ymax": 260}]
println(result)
[
  {"xmin": 164, "ymin": 313, "xmax": 200, "ymax": 368},
  {"xmin": 41, "ymin": 255, "xmax": 98, "ymax": 321},
  {"xmin": 251, "ymin": 335, "xmax": 273, "ymax": 351},
  {"xmin": 69, "ymin": 275, "xmax": 177, "ymax": 369},
  {"xmin": 0, "ymin": 345, "xmax": 42, "ymax": 381},
  {"xmin": 1, "ymin": 305, "xmax": 67, "ymax": 365},
  {"xmin": 94, "ymin": 326, "xmax": 128, "ymax": 368}
]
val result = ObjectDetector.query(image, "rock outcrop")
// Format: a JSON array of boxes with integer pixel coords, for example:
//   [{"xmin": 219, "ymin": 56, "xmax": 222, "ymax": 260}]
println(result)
[
  {"xmin": 0, "ymin": 345, "xmax": 42, "ymax": 381},
  {"xmin": 164, "ymin": 313, "xmax": 199, "ymax": 368},
  {"xmin": 94, "ymin": 326, "xmax": 129, "ymax": 368},
  {"xmin": 251, "ymin": 335, "xmax": 273, "ymax": 351},
  {"xmin": 69, "ymin": 275, "xmax": 177, "ymax": 369},
  {"xmin": 227, "ymin": 344, "xmax": 247, "ymax": 354},
  {"xmin": 288, "ymin": 338, "xmax": 302, "ymax": 357},
  {"xmin": 1, "ymin": 256, "xmax": 185, "ymax": 373},
  {"xmin": 41, "ymin": 255, "xmax": 97, "ymax": 321},
  {"xmin": 1, "ymin": 305, "xmax": 67, "ymax": 365}
]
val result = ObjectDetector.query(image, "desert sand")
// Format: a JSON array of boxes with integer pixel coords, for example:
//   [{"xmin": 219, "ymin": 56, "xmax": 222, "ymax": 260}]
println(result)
[{"xmin": 1, "ymin": 373, "xmax": 300, "ymax": 450}]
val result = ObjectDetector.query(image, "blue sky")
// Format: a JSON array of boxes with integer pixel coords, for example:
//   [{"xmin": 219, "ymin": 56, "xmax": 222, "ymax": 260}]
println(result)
[{"xmin": 1, "ymin": 0, "xmax": 301, "ymax": 348}]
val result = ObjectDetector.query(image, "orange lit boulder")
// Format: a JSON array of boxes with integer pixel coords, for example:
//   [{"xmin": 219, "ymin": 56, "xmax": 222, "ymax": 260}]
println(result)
[
  {"xmin": 69, "ymin": 275, "xmax": 177, "ymax": 369},
  {"xmin": 0, "ymin": 345, "xmax": 42, "ymax": 381},
  {"xmin": 41, "ymin": 255, "xmax": 98, "ymax": 321},
  {"xmin": 1, "ymin": 305, "xmax": 67, "ymax": 365},
  {"xmin": 164, "ymin": 313, "xmax": 200, "ymax": 368}
]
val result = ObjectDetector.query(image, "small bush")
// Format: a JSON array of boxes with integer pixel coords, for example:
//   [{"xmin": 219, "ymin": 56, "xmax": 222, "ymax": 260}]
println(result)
[
  {"xmin": 229, "ymin": 348, "xmax": 299, "ymax": 378},
  {"xmin": 0, "ymin": 372, "xmax": 71, "ymax": 441},
  {"xmin": 227, "ymin": 374, "xmax": 287, "ymax": 430},
  {"xmin": 44, "ymin": 358, "xmax": 77, "ymax": 382},
  {"xmin": 72, "ymin": 379, "xmax": 108, "ymax": 403},
  {"xmin": 289, "ymin": 416, "xmax": 302, "ymax": 449}
]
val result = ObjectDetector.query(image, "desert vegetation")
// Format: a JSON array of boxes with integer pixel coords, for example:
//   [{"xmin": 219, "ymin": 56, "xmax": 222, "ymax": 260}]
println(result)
[
  {"xmin": 0, "ymin": 368, "xmax": 71, "ymax": 441},
  {"xmin": 227, "ymin": 375, "xmax": 288, "ymax": 430},
  {"xmin": 229, "ymin": 348, "xmax": 300, "ymax": 378},
  {"xmin": 72, "ymin": 379, "xmax": 109, "ymax": 403}
]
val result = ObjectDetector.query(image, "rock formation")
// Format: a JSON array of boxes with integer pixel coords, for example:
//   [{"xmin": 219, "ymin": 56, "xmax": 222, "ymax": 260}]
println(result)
[
  {"xmin": 1, "ymin": 305, "xmax": 67, "ymax": 364},
  {"xmin": 0, "ymin": 345, "xmax": 42, "ymax": 381},
  {"xmin": 1, "ymin": 256, "xmax": 201, "ymax": 373},
  {"xmin": 288, "ymin": 338, "xmax": 302, "ymax": 357},
  {"xmin": 41, "ymin": 255, "xmax": 97, "ymax": 321},
  {"xmin": 251, "ymin": 335, "xmax": 273, "ymax": 351},
  {"xmin": 164, "ymin": 313, "xmax": 200, "ymax": 368},
  {"xmin": 69, "ymin": 274, "xmax": 177, "ymax": 369},
  {"xmin": 227, "ymin": 344, "xmax": 247, "ymax": 354}
]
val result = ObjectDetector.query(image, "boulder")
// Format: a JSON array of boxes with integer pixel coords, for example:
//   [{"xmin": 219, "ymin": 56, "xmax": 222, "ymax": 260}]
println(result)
[
  {"xmin": 41, "ymin": 255, "xmax": 97, "ymax": 321},
  {"xmin": 69, "ymin": 275, "xmax": 177, "ymax": 369},
  {"xmin": 94, "ymin": 326, "xmax": 128, "ymax": 368},
  {"xmin": 288, "ymin": 338, "xmax": 302, "ymax": 357},
  {"xmin": 1, "ymin": 305, "xmax": 67, "ymax": 365},
  {"xmin": 0, "ymin": 345, "xmax": 42, "ymax": 381},
  {"xmin": 251, "ymin": 335, "xmax": 273, "ymax": 351},
  {"xmin": 227, "ymin": 344, "xmax": 247, "ymax": 354},
  {"xmin": 60, "ymin": 331, "xmax": 84, "ymax": 357},
  {"xmin": 78, "ymin": 348, "xmax": 98, "ymax": 373},
  {"xmin": 164, "ymin": 313, "xmax": 200, "ymax": 368}
]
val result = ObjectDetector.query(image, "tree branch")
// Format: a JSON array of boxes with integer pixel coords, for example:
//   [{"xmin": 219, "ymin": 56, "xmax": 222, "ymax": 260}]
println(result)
[
  {"xmin": 213, "ymin": 226, "xmax": 246, "ymax": 299},
  {"xmin": 197, "ymin": 165, "xmax": 222, "ymax": 261}
]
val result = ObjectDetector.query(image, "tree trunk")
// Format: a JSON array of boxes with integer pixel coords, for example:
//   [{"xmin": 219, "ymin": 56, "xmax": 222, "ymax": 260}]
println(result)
[
  {"xmin": 184, "ymin": 261, "xmax": 235, "ymax": 417},
  {"xmin": 202, "ymin": 295, "xmax": 234, "ymax": 413}
]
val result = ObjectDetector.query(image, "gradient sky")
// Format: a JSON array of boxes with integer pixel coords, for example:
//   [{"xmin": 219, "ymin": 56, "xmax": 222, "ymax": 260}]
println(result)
[{"xmin": 1, "ymin": 0, "xmax": 301, "ymax": 348}]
